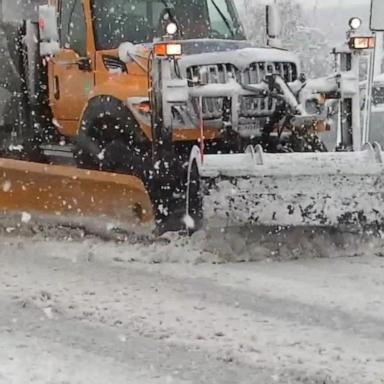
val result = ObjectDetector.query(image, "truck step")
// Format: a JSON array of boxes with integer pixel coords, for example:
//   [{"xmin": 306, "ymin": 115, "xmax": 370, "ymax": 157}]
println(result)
[{"xmin": 41, "ymin": 144, "xmax": 75, "ymax": 166}]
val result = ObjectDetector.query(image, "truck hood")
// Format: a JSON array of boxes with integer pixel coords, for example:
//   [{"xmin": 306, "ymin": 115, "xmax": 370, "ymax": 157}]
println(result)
[
  {"xmin": 119, "ymin": 39, "xmax": 300, "ymax": 74},
  {"xmin": 178, "ymin": 39, "xmax": 300, "ymax": 71}
]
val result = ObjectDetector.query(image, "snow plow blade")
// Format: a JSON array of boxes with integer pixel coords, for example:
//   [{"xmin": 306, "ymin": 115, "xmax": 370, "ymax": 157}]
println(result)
[
  {"xmin": 192, "ymin": 144, "xmax": 384, "ymax": 231},
  {"xmin": 0, "ymin": 158, "xmax": 153, "ymax": 228}
]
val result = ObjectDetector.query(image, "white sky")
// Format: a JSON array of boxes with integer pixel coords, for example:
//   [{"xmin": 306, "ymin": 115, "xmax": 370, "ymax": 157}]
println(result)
[
  {"xmin": 236, "ymin": 0, "xmax": 369, "ymax": 9},
  {"xmin": 300, "ymin": 0, "xmax": 368, "ymax": 7}
]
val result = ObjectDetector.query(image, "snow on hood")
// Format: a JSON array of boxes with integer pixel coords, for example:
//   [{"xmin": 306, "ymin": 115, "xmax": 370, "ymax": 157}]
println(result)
[
  {"xmin": 118, "ymin": 39, "xmax": 300, "ymax": 72},
  {"xmin": 179, "ymin": 41, "xmax": 300, "ymax": 71}
]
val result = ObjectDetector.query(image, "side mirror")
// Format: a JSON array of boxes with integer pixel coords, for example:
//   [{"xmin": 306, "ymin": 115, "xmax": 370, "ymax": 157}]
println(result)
[
  {"xmin": 371, "ymin": 0, "xmax": 384, "ymax": 31},
  {"xmin": 118, "ymin": 42, "xmax": 139, "ymax": 63},
  {"xmin": 266, "ymin": 4, "xmax": 281, "ymax": 39},
  {"xmin": 39, "ymin": 5, "xmax": 60, "ymax": 56}
]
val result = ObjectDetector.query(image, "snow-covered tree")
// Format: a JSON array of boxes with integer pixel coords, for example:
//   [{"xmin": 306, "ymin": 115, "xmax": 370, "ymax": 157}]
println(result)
[
  {"xmin": 240, "ymin": 0, "xmax": 304, "ymax": 43},
  {"xmin": 239, "ymin": 0, "xmax": 333, "ymax": 78}
]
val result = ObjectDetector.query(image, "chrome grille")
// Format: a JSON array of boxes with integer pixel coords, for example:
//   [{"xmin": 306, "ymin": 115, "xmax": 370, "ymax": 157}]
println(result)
[
  {"xmin": 243, "ymin": 62, "xmax": 297, "ymax": 84},
  {"xmin": 240, "ymin": 96, "xmax": 277, "ymax": 118},
  {"xmin": 187, "ymin": 64, "xmax": 237, "ymax": 85},
  {"xmin": 201, "ymin": 98, "xmax": 224, "ymax": 120},
  {"xmin": 187, "ymin": 62, "xmax": 297, "ymax": 86},
  {"xmin": 187, "ymin": 62, "xmax": 297, "ymax": 120}
]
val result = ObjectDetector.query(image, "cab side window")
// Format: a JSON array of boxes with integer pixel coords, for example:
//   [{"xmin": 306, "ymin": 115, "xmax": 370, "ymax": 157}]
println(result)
[{"xmin": 60, "ymin": 0, "xmax": 87, "ymax": 56}]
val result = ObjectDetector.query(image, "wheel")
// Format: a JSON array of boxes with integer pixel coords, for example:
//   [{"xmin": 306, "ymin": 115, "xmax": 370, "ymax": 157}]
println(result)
[
  {"xmin": 74, "ymin": 97, "xmax": 150, "ymax": 175},
  {"xmin": 75, "ymin": 120, "xmax": 150, "ymax": 176},
  {"xmin": 150, "ymin": 157, "xmax": 203, "ymax": 236},
  {"xmin": 73, "ymin": 117, "xmax": 105, "ymax": 170},
  {"xmin": 73, "ymin": 143, "xmax": 100, "ymax": 170}
]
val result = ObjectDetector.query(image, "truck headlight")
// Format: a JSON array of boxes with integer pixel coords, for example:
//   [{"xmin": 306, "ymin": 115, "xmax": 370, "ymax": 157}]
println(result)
[
  {"xmin": 349, "ymin": 36, "xmax": 375, "ymax": 50},
  {"xmin": 154, "ymin": 42, "xmax": 182, "ymax": 57}
]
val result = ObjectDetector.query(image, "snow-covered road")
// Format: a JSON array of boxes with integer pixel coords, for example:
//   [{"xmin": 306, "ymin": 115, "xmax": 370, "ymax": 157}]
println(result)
[{"xmin": 0, "ymin": 234, "xmax": 384, "ymax": 384}]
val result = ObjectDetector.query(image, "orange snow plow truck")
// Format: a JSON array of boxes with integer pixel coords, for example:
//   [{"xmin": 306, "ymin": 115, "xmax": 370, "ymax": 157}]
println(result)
[{"xmin": 0, "ymin": 0, "xmax": 383, "ymax": 234}]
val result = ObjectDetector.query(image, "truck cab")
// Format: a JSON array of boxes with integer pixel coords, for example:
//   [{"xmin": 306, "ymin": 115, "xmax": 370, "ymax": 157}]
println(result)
[
  {"xmin": 49, "ymin": 0, "xmax": 246, "ymax": 140},
  {"xmin": 0, "ymin": 0, "xmax": 329, "ymax": 172}
]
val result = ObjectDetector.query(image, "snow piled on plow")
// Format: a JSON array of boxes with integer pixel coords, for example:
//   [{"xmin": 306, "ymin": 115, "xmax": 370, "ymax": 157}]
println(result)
[
  {"xmin": 0, "ymin": 212, "xmax": 383, "ymax": 264},
  {"xmin": 200, "ymin": 147, "xmax": 384, "ymax": 229},
  {"xmin": 191, "ymin": 225, "xmax": 384, "ymax": 262}
]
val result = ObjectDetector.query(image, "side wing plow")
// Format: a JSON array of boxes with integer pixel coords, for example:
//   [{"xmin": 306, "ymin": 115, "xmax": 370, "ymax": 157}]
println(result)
[{"xmin": 0, "ymin": 158, "xmax": 154, "ymax": 229}]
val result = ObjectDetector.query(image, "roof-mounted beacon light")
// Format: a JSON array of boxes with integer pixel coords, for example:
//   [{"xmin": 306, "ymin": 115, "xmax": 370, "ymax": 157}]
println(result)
[
  {"xmin": 349, "ymin": 17, "xmax": 362, "ymax": 31},
  {"xmin": 166, "ymin": 22, "xmax": 178, "ymax": 36}
]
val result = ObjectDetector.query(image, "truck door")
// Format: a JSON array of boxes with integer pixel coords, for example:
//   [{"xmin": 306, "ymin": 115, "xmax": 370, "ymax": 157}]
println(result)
[{"xmin": 48, "ymin": 0, "xmax": 94, "ymax": 137}]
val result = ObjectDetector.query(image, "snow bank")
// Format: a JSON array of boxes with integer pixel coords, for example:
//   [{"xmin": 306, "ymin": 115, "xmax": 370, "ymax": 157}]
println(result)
[{"xmin": 0, "ymin": 212, "xmax": 383, "ymax": 265}]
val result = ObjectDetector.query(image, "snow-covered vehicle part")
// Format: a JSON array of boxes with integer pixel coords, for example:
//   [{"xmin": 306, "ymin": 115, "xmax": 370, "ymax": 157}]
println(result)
[
  {"xmin": 189, "ymin": 143, "xmax": 384, "ymax": 230},
  {"xmin": 143, "ymin": 40, "xmax": 336, "ymax": 153},
  {"xmin": 182, "ymin": 32, "xmax": 381, "ymax": 232},
  {"xmin": 0, "ymin": 157, "xmax": 153, "ymax": 228}
]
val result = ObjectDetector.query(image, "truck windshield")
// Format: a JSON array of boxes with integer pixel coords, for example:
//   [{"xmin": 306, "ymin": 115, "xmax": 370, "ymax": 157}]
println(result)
[{"xmin": 91, "ymin": 0, "xmax": 245, "ymax": 50}]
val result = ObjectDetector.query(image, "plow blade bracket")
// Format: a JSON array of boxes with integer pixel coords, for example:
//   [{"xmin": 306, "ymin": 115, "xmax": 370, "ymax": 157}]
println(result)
[
  {"xmin": 193, "ymin": 144, "xmax": 384, "ymax": 229},
  {"xmin": 0, "ymin": 159, "xmax": 153, "ymax": 228}
]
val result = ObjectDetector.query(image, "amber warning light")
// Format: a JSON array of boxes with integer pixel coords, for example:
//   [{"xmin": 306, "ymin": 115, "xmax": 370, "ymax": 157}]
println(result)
[
  {"xmin": 154, "ymin": 43, "xmax": 182, "ymax": 57},
  {"xmin": 349, "ymin": 36, "xmax": 375, "ymax": 50}
]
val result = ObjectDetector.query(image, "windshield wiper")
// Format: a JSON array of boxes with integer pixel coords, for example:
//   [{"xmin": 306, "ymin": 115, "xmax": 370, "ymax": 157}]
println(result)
[{"xmin": 209, "ymin": 0, "xmax": 235, "ymax": 38}]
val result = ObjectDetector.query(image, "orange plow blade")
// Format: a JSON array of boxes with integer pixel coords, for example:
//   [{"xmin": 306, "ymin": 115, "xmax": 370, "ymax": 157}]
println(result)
[{"xmin": 0, "ymin": 158, "xmax": 154, "ymax": 228}]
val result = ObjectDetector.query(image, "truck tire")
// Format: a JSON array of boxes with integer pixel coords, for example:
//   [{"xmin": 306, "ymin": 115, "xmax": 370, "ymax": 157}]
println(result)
[
  {"xmin": 149, "ymin": 157, "xmax": 203, "ymax": 235},
  {"xmin": 76, "ymin": 97, "xmax": 202, "ymax": 235},
  {"xmin": 74, "ymin": 96, "xmax": 150, "ymax": 175}
]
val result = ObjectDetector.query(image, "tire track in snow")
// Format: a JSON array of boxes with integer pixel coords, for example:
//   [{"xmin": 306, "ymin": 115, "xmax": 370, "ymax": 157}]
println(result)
[{"xmin": 0, "ymin": 238, "xmax": 383, "ymax": 383}]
